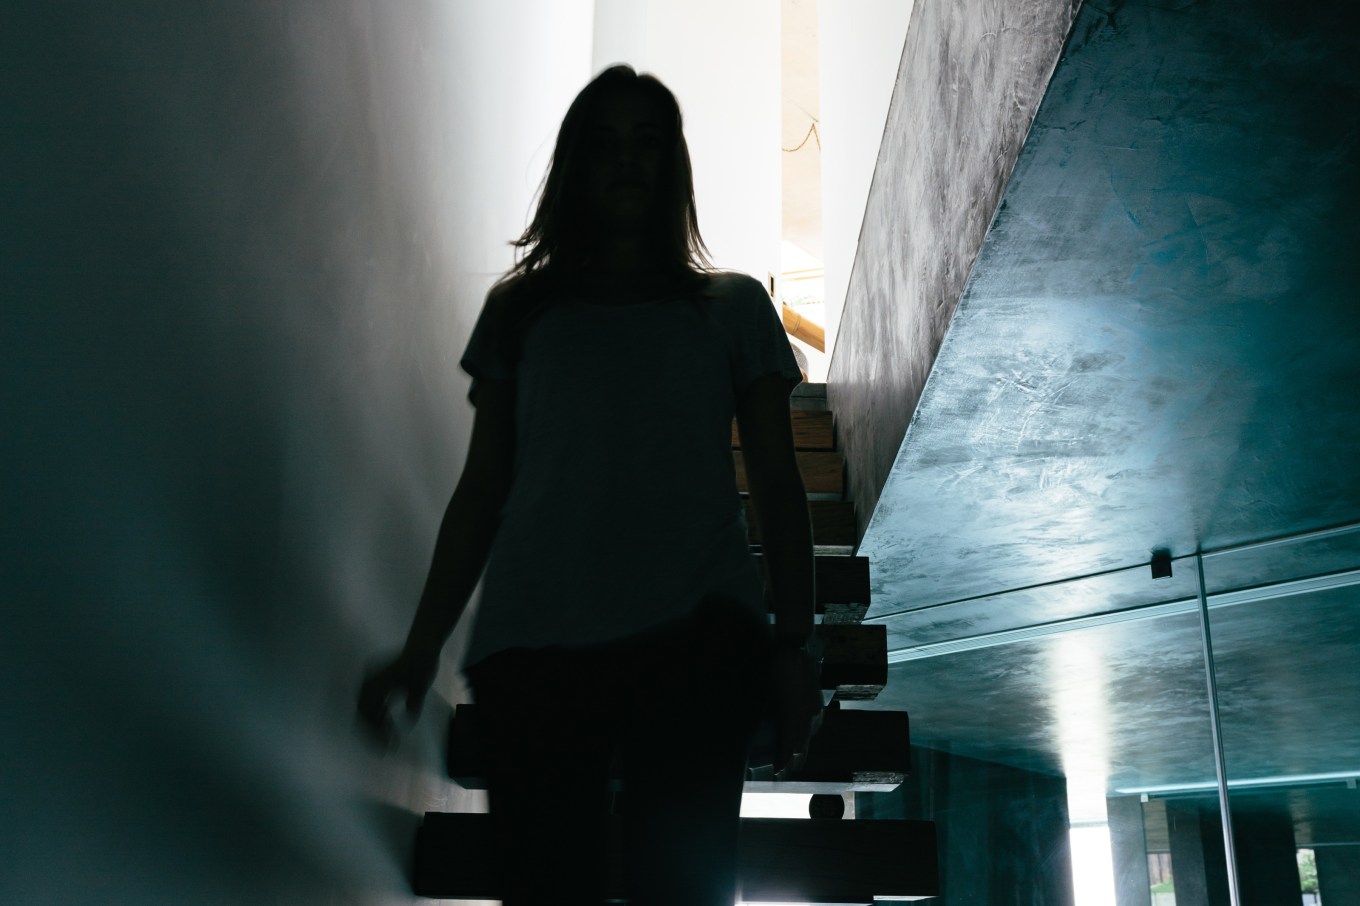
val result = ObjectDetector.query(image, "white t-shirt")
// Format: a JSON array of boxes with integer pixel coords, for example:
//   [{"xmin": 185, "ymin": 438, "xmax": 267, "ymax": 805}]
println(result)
[{"xmin": 459, "ymin": 270, "xmax": 802, "ymax": 669}]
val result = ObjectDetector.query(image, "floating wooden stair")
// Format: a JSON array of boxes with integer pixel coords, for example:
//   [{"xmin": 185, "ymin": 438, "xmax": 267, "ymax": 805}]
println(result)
[
  {"xmin": 734, "ymin": 449, "xmax": 845, "ymax": 495},
  {"xmin": 757, "ymin": 552, "xmax": 871, "ymax": 623},
  {"xmin": 735, "ymin": 387, "xmax": 857, "ymax": 551},
  {"xmin": 447, "ymin": 700, "xmax": 909, "ymax": 795},
  {"xmin": 412, "ymin": 811, "xmax": 940, "ymax": 902},
  {"xmin": 746, "ymin": 498, "xmax": 858, "ymax": 549},
  {"xmin": 818, "ymin": 624, "xmax": 888, "ymax": 699},
  {"xmin": 744, "ymin": 702, "xmax": 911, "ymax": 793},
  {"xmin": 732, "ymin": 407, "xmax": 835, "ymax": 450},
  {"xmin": 738, "ymin": 815, "xmax": 939, "ymax": 903}
]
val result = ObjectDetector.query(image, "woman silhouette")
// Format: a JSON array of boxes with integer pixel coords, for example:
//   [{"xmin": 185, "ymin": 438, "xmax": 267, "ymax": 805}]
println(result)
[{"xmin": 358, "ymin": 64, "xmax": 821, "ymax": 906}]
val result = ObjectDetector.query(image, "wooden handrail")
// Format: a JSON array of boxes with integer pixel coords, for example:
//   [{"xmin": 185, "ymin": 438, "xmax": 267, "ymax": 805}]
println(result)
[{"xmin": 781, "ymin": 303, "xmax": 825, "ymax": 352}]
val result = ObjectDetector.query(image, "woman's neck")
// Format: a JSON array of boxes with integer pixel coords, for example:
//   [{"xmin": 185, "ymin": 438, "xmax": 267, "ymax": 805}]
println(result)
[
  {"xmin": 587, "ymin": 236, "xmax": 662, "ymax": 278},
  {"xmin": 567, "ymin": 254, "xmax": 692, "ymax": 305}
]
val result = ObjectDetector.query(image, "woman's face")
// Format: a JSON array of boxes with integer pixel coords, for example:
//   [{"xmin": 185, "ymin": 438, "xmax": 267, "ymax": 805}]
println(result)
[{"xmin": 582, "ymin": 87, "xmax": 668, "ymax": 235}]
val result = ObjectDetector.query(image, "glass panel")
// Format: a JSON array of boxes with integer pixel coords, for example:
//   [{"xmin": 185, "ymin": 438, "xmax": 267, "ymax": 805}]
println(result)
[
  {"xmin": 1203, "ymin": 525, "xmax": 1360, "ymax": 906},
  {"xmin": 862, "ymin": 556, "xmax": 1232, "ymax": 905}
]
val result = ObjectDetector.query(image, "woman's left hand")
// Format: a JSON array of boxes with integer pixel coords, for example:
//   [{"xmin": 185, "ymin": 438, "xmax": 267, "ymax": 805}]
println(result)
[{"xmin": 356, "ymin": 649, "xmax": 438, "ymax": 749}]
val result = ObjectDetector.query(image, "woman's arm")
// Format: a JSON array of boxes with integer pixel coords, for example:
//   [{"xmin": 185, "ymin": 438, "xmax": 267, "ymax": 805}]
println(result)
[
  {"xmin": 402, "ymin": 378, "xmax": 517, "ymax": 662},
  {"xmin": 735, "ymin": 373, "xmax": 821, "ymax": 774},
  {"xmin": 735, "ymin": 373, "xmax": 814, "ymax": 639},
  {"xmin": 357, "ymin": 378, "xmax": 516, "ymax": 744}
]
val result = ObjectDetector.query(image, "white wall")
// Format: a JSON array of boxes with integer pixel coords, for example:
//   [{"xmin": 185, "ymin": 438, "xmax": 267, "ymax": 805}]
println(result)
[
  {"xmin": 593, "ymin": 0, "xmax": 782, "ymax": 287},
  {"xmin": 819, "ymin": 0, "xmax": 916, "ymax": 359},
  {"xmin": 589, "ymin": 0, "xmax": 912, "ymax": 359},
  {"xmin": 1, "ymin": 2, "xmax": 591, "ymax": 902}
]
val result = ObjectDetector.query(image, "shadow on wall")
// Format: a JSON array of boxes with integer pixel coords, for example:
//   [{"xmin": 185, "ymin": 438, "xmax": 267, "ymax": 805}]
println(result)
[{"xmin": 0, "ymin": 1, "xmax": 588, "ymax": 902}]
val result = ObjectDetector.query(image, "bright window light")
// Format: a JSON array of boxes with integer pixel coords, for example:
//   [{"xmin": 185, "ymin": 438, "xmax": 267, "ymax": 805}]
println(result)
[
  {"xmin": 1069, "ymin": 824, "xmax": 1116, "ymax": 906},
  {"xmin": 739, "ymin": 792, "xmax": 813, "ymax": 818}
]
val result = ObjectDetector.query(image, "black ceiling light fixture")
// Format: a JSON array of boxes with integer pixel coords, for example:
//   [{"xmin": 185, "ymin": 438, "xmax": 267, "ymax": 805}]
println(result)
[{"xmin": 1150, "ymin": 548, "xmax": 1173, "ymax": 580}]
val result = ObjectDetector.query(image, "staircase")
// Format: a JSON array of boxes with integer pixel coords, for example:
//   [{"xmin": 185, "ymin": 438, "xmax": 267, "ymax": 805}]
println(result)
[{"xmin": 411, "ymin": 384, "xmax": 939, "ymax": 902}]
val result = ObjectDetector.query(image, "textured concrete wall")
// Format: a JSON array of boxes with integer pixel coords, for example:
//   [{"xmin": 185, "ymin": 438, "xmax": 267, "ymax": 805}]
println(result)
[
  {"xmin": 1107, "ymin": 796, "xmax": 1155, "ymax": 906},
  {"xmin": 819, "ymin": 0, "xmax": 916, "ymax": 357},
  {"xmin": 1317, "ymin": 845, "xmax": 1360, "ymax": 906},
  {"xmin": 859, "ymin": 0, "xmax": 1360, "ymax": 607},
  {"xmin": 1166, "ymin": 800, "xmax": 1232, "ymax": 906},
  {"xmin": 0, "ymin": 3, "xmax": 590, "ymax": 902},
  {"xmin": 826, "ymin": 0, "xmax": 1079, "ymax": 539},
  {"xmin": 860, "ymin": 745, "xmax": 1076, "ymax": 904}
]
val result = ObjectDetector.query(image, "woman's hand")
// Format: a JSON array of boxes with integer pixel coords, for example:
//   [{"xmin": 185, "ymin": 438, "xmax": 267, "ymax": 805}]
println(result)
[
  {"xmin": 356, "ymin": 650, "xmax": 438, "ymax": 749},
  {"xmin": 354, "ymin": 376, "xmax": 515, "ymax": 751},
  {"xmin": 768, "ymin": 643, "xmax": 825, "ymax": 776}
]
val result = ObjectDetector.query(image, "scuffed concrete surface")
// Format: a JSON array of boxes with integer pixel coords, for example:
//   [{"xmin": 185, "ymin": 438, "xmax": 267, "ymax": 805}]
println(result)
[
  {"xmin": 826, "ymin": 0, "xmax": 1081, "ymax": 539},
  {"xmin": 848, "ymin": 0, "xmax": 1360, "ymax": 805},
  {"xmin": 860, "ymin": 0, "xmax": 1360, "ymax": 613},
  {"xmin": 843, "ymin": 0, "xmax": 1360, "ymax": 802}
]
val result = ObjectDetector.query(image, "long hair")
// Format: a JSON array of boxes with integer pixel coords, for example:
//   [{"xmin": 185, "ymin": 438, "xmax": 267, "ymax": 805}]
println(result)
[{"xmin": 494, "ymin": 65, "xmax": 715, "ymax": 299}]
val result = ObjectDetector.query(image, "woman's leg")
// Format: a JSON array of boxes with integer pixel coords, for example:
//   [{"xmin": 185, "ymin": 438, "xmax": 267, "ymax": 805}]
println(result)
[
  {"xmin": 469, "ymin": 648, "xmax": 617, "ymax": 906},
  {"xmin": 617, "ymin": 596, "xmax": 771, "ymax": 906}
]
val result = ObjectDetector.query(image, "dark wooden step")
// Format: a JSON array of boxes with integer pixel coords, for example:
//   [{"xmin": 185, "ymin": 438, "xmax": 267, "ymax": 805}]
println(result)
[
  {"xmin": 746, "ymin": 499, "xmax": 856, "ymax": 548},
  {"xmin": 412, "ymin": 812, "xmax": 940, "ymax": 902},
  {"xmin": 790, "ymin": 382, "xmax": 829, "ymax": 411},
  {"xmin": 755, "ymin": 553, "xmax": 870, "ymax": 620},
  {"xmin": 748, "ymin": 703, "xmax": 909, "ymax": 792},
  {"xmin": 732, "ymin": 409, "xmax": 835, "ymax": 451},
  {"xmin": 447, "ymin": 698, "xmax": 907, "ymax": 793},
  {"xmin": 446, "ymin": 628, "xmax": 886, "ymax": 786},
  {"xmin": 739, "ymin": 816, "xmax": 939, "ymax": 903},
  {"xmin": 818, "ymin": 624, "xmax": 888, "ymax": 700},
  {"xmin": 734, "ymin": 450, "xmax": 844, "ymax": 495}
]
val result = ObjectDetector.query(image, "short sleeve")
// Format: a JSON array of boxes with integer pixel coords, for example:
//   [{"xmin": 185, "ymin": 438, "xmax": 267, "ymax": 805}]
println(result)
[
  {"xmin": 459, "ymin": 289, "xmax": 518, "ymax": 403},
  {"xmin": 728, "ymin": 275, "xmax": 804, "ymax": 394}
]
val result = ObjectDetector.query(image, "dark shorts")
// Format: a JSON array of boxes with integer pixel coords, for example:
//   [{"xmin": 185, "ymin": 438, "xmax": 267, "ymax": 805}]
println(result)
[{"xmin": 464, "ymin": 594, "xmax": 773, "ymax": 906}]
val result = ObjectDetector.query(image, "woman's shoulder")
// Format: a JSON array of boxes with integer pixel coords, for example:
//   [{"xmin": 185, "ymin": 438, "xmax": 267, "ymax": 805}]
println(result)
[
  {"xmin": 481, "ymin": 270, "xmax": 562, "ymax": 328},
  {"xmin": 486, "ymin": 267, "xmax": 765, "ymax": 310},
  {"xmin": 694, "ymin": 269, "xmax": 769, "ymax": 305},
  {"xmin": 485, "ymin": 270, "xmax": 543, "ymax": 308}
]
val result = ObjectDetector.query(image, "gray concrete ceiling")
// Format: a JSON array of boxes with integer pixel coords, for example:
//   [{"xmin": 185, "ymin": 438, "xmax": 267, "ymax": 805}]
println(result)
[{"xmin": 854, "ymin": 0, "xmax": 1360, "ymax": 823}]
